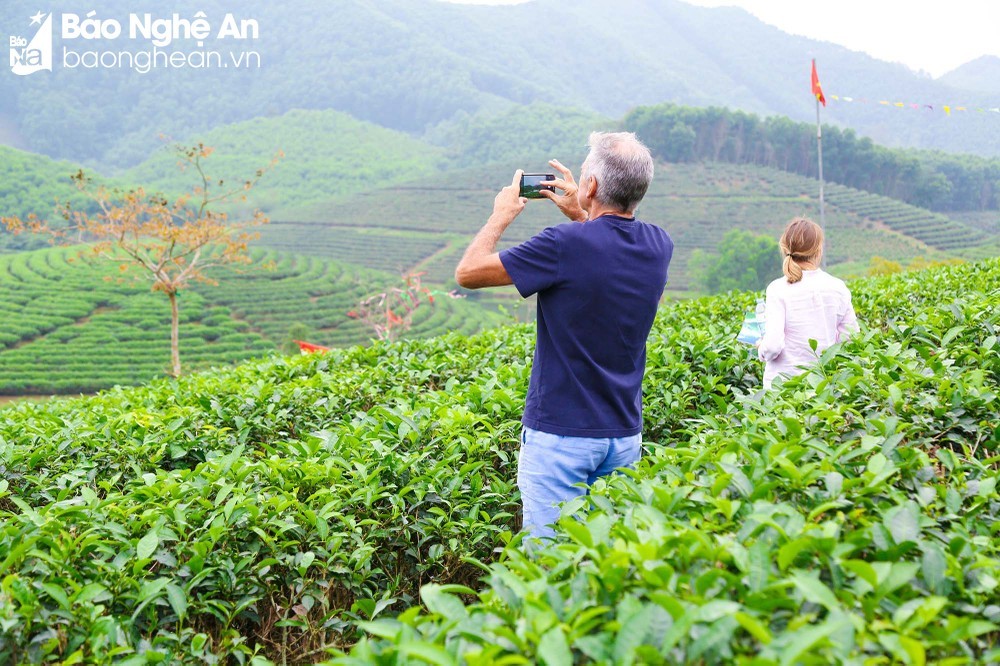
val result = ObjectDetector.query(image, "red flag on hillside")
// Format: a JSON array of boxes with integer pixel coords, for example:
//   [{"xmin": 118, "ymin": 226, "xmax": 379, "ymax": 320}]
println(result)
[{"xmin": 811, "ymin": 59, "xmax": 826, "ymax": 107}]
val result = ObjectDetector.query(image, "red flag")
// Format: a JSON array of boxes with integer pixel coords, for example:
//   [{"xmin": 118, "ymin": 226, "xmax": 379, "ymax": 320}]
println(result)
[{"xmin": 811, "ymin": 59, "xmax": 826, "ymax": 107}]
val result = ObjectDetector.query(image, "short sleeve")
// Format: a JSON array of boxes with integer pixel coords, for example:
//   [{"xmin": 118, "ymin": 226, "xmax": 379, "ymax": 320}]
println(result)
[{"xmin": 499, "ymin": 226, "xmax": 562, "ymax": 298}]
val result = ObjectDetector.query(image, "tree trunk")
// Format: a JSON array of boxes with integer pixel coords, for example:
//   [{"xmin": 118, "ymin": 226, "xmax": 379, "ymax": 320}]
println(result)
[{"xmin": 168, "ymin": 290, "xmax": 181, "ymax": 378}]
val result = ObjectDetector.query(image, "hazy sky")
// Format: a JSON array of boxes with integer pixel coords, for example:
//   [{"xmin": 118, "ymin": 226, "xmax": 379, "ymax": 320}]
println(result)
[{"xmin": 437, "ymin": 0, "xmax": 1000, "ymax": 77}]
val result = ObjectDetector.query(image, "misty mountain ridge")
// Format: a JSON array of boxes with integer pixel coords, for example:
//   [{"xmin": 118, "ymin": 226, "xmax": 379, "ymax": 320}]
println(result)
[
  {"xmin": 938, "ymin": 55, "xmax": 1000, "ymax": 95},
  {"xmin": 1, "ymin": 0, "xmax": 999, "ymax": 170}
]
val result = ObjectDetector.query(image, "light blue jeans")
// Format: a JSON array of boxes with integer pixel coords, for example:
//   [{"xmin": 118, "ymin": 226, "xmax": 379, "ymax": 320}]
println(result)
[{"xmin": 517, "ymin": 426, "xmax": 642, "ymax": 539}]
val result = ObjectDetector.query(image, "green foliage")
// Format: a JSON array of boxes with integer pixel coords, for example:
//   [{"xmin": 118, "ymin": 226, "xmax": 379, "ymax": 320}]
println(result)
[
  {"xmin": 0, "ymin": 246, "xmax": 501, "ymax": 394},
  {"xmin": 625, "ymin": 103, "xmax": 1000, "ymax": 213},
  {"xmin": 125, "ymin": 109, "xmax": 445, "ymax": 213},
  {"xmin": 866, "ymin": 255, "xmax": 965, "ymax": 276},
  {"xmin": 0, "ymin": 146, "xmax": 114, "ymax": 252},
  {"xmin": 333, "ymin": 258, "xmax": 1000, "ymax": 664},
  {"xmin": 281, "ymin": 323, "xmax": 312, "ymax": 355},
  {"xmin": 277, "ymin": 161, "xmax": 973, "ymax": 293},
  {"xmin": 0, "ymin": 330, "xmax": 530, "ymax": 663},
  {"xmin": 0, "ymin": 258, "xmax": 997, "ymax": 663},
  {"xmin": 256, "ymin": 226, "xmax": 453, "ymax": 277},
  {"xmin": 4, "ymin": 137, "xmax": 988, "ymax": 312},
  {"xmin": 821, "ymin": 182, "xmax": 984, "ymax": 251},
  {"xmin": 5, "ymin": 0, "xmax": 1000, "ymax": 171},
  {"xmin": 425, "ymin": 103, "xmax": 610, "ymax": 167},
  {"xmin": 4, "ymin": 104, "xmax": 994, "ymax": 300},
  {"xmin": 689, "ymin": 229, "xmax": 778, "ymax": 294}
]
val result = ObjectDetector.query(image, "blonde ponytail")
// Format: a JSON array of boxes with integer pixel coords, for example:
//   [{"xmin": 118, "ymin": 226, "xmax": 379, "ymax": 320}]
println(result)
[
  {"xmin": 779, "ymin": 217, "xmax": 823, "ymax": 284},
  {"xmin": 782, "ymin": 252, "xmax": 804, "ymax": 283}
]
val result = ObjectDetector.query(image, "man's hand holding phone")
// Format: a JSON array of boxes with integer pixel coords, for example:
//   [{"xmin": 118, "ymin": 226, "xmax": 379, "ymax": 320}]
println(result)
[
  {"xmin": 491, "ymin": 169, "xmax": 528, "ymax": 229},
  {"xmin": 539, "ymin": 159, "xmax": 587, "ymax": 223}
]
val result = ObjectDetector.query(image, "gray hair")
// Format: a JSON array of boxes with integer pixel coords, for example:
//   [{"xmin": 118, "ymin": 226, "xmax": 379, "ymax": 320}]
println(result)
[{"xmin": 583, "ymin": 131, "xmax": 654, "ymax": 213}]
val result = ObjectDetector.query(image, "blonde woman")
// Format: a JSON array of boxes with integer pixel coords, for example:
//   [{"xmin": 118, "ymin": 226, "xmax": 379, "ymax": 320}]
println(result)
[{"xmin": 758, "ymin": 217, "xmax": 858, "ymax": 388}]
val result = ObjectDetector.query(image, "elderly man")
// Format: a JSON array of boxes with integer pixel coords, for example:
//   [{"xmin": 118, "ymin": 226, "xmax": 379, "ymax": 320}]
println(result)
[{"xmin": 454, "ymin": 131, "xmax": 673, "ymax": 539}]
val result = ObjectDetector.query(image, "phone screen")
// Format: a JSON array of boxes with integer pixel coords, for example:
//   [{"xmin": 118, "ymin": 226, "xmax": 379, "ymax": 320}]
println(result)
[{"xmin": 520, "ymin": 173, "xmax": 556, "ymax": 199}]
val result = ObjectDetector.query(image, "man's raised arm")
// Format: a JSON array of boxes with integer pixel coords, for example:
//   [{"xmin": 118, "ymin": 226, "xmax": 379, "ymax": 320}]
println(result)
[{"xmin": 454, "ymin": 169, "xmax": 525, "ymax": 289}]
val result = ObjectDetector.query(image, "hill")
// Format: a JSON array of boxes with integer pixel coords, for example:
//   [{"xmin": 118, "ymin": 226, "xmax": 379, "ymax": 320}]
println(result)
[
  {"xmin": 624, "ymin": 102, "xmax": 1000, "ymax": 214},
  {"xmin": 4, "ymin": 124, "xmax": 996, "ymax": 300},
  {"xmin": 124, "ymin": 109, "xmax": 446, "ymax": 213},
  {"xmin": 425, "ymin": 103, "xmax": 614, "ymax": 167},
  {"xmin": 0, "ymin": 258, "xmax": 997, "ymax": 663},
  {"xmin": 265, "ymin": 161, "xmax": 985, "ymax": 293},
  {"xmin": 0, "ymin": 245, "xmax": 501, "ymax": 394},
  {"xmin": 0, "ymin": 146, "xmax": 114, "ymax": 252},
  {"xmin": 938, "ymin": 55, "xmax": 1000, "ymax": 95},
  {"xmin": 4, "ymin": 0, "xmax": 1000, "ymax": 171}
]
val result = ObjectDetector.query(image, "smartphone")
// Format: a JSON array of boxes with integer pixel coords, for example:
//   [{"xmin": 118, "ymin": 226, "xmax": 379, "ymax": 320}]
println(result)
[{"xmin": 520, "ymin": 173, "xmax": 556, "ymax": 199}]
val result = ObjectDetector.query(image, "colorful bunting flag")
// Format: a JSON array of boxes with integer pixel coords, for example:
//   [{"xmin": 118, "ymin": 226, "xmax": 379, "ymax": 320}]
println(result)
[
  {"xmin": 821, "ymin": 94, "xmax": 999, "ymax": 118},
  {"xmin": 807, "ymin": 61, "xmax": 998, "ymax": 119}
]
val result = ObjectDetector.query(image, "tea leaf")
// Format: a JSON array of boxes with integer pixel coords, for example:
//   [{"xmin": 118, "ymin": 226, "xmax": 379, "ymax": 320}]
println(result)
[
  {"xmin": 136, "ymin": 528, "xmax": 159, "ymax": 560},
  {"xmin": 884, "ymin": 502, "xmax": 920, "ymax": 545},
  {"xmin": 538, "ymin": 627, "xmax": 571, "ymax": 666}
]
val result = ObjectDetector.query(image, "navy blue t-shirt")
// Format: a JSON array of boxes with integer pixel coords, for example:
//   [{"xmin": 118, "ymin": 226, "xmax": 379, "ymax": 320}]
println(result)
[{"xmin": 499, "ymin": 214, "xmax": 673, "ymax": 437}]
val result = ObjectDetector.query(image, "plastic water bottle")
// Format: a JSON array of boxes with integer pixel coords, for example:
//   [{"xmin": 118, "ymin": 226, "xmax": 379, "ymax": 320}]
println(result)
[{"xmin": 737, "ymin": 298, "xmax": 766, "ymax": 346}]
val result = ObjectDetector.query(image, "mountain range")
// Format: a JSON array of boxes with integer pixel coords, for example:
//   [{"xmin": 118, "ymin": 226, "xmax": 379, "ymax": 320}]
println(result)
[
  {"xmin": 939, "ymin": 55, "xmax": 1000, "ymax": 96},
  {"xmin": 2, "ymin": 0, "xmax": 1000, "ymax": 171}
]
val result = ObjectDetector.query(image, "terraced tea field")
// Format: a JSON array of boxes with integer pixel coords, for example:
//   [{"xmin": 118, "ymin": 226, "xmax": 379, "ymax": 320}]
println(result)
[
  {"xmin": 255, "ymin": 224, "xmax": 456, "ymax": 275},
  {"xmin": 267, "ymin": 162, "xmax": 995, "ymax": 291},
  {"xmin": 950, "ymin": 210, "xmax": 1000, "ymax": 234},
  {"xmin": 822, "ymin": 184, "xmax": 991, "ymax": 251},
  {"xmin": 0, "ymin": 246, "xmax": 502, "ymax": 394}
]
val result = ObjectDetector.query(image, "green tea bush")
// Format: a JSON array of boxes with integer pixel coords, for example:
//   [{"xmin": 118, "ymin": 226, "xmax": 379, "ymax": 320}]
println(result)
[
  {"xmin": 334, "ymin": 259, "xmax": 1000, "ymax": 665},
  {"xmin": 0, "ymin": 327, "xmax": 534, "ymax": 663},
  {"xmin": 0, "ymin": 259, "xmax": 997, "ymax": 664}
]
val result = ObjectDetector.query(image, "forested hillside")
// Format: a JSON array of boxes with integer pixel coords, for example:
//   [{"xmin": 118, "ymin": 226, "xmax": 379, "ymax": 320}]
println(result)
[
  {"xmin": 0, "ymin": 146, "xmax": 114, "ymax": 251},
  {"xmin": 125, "ymin": 110, "xmax": 446, "ymax": 212},
  {"xmin": 425, "ymin": 103, "xmax": 611, "ymax": 167},
  {"xmin": 3, "ymin": 0, "xmax": 1000, "ymax": 171},
  {"xmin": 625, "ymin": 104, "xmax": 1000, "ymax": 212},
  {"xmin": 268, "ymin": 161, "xmax": 984, "ymax": 292},
  {"xmin": 939, "ymin": 55, "xmax": 1000, "ymax": 95},
  {"xmin": 4, "ymin": 110, "xmax": 997, "ymax": 301}
]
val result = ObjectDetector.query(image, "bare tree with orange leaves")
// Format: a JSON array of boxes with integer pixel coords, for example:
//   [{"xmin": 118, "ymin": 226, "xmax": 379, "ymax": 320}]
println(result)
[
  {"xmin": 347, "ymin": 272, "xmax": 435, "ymax": 343},
  {"xmin": 2, "ymin": 143, "xmax": 281, "ymax": 377}
]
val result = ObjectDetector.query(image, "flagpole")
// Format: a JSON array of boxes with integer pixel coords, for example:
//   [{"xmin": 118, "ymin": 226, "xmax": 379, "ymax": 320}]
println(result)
[{"xmin": 814, "ymin": 62, "xmax": 827, "ymax": 269}]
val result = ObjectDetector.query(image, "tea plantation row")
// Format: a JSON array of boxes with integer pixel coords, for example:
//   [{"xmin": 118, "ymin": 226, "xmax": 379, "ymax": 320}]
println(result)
[
  {"xmin": 255, "ymin": 225, "xmax": 453, "ymax": 276},
  {"xmin": 0, "ymin": 259, "xmax": 997, "ymax": 664},
  {"xmin": 269, "ymin": 163, "xmax": 981, "ymax": 291},
  {"xmin": 0, "ymin": 246, "xmax": 501, "ymax": 394}
]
